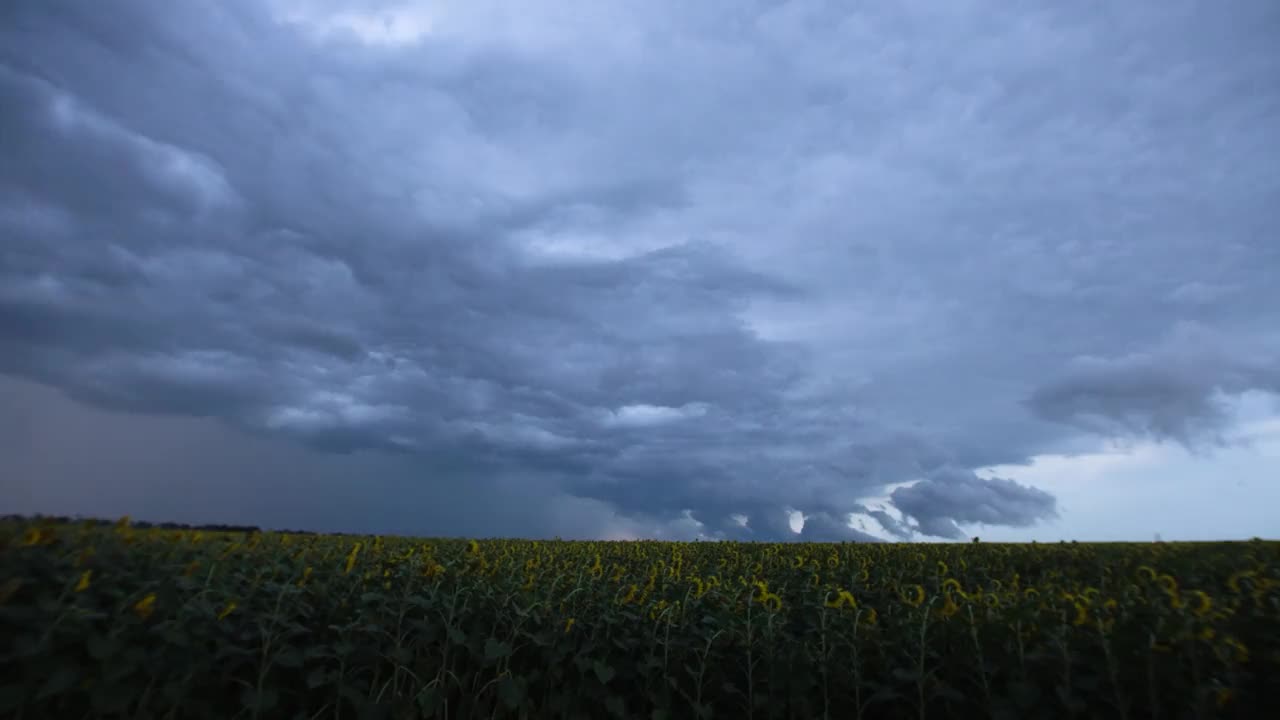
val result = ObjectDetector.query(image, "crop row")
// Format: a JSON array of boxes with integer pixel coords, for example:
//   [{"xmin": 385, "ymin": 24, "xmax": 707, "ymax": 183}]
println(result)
[{"xmin": 1, "ymin": 519, "xmax": 1277, "ymax": 719}]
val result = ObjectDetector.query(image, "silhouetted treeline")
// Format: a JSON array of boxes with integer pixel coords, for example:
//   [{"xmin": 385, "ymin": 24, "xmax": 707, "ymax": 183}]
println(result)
[{"xmin": 2, "ymin": 513, "xmax": 265, "ymax": 534}]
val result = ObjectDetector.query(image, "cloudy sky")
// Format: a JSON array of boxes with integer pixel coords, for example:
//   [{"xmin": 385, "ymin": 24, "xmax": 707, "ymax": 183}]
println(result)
[{"xmin": 2, "ymin": 0, "xmax": 1278, "ymax": 542}]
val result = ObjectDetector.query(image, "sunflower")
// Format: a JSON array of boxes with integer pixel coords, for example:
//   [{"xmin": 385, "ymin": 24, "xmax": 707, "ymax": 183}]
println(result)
[
  {"xmin": 901, "ymin": 584, "xmax": 926, "ymax": 608},
  {"xmin": 1227, "ymin": 570, "xmax": 1255, "ymax": 595},
  {"xmin": 344, "ymin": 542, "xmax": 362, "ymax": 575},
  {"xmin": 690, "ymin": 577, "xmax": 707, "ymax": 598},
  {"xmin": 20, "ymin": 528, "xmax": 47, "ymax": 547},
  {"xmin": 74, "ymin": 570, "xmax": 92, "ymax": 593},
  {"xmin": 758, "ymin": 592, "xmax": 783, "ymax": 613},
  {"xmin": 217, "ymin": 601, "xmax": 237, "ymax": 621},
  {"xmin": 939, "ymin": 594, "xmax": 960, "ymax": 619},
  {"xmin": 619, "ymin": 584, "xmax": 639, "ymax": 605},
  {"xmin": 1072, "ymin": 601, "xmax": 1089, "ymax": 626},
  {"xmin": 825, "ymin": 589, "xmax": 857, "ymax": 610},
  {"xmin": 1222, "ymin": 637, "xmax": 1249, "ymax": 664},
  {"xmin": 1188, "ymin": 590, "xmax": 1212, "ymax": 617},
  {"xmin": 133, "ymin": 593, "xmax": 157, "ymax": 620}
]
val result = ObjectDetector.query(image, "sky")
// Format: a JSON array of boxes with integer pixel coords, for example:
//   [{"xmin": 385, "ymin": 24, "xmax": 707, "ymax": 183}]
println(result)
[{"xmin": 1, "ymin": 0, "xmax": 1278, "ymax": 542}]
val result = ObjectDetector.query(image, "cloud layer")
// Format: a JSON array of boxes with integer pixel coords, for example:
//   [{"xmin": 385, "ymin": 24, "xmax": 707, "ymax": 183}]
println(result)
[{"xmin": 2, "ymin": 0, "xmax": 1277, "ymax": 540}]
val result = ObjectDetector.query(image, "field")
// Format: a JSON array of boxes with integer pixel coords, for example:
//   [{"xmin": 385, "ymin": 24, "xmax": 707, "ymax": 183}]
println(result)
[{"xmin": 1, "ymin": 518, "xmax": 1277, "ymax": 719}]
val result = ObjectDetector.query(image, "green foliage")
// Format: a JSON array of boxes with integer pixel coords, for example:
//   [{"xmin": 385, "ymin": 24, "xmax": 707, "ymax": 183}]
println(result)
[{"xmin": 2, "ymin": 518, "xmax": 1278, "ymax": 718}]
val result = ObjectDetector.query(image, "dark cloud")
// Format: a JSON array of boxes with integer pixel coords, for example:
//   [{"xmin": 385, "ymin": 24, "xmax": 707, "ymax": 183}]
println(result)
[
  {"xmin": 1027, "ymin": 325, "xmax": 1280, "ymax": 447},
  {"xmin": 2, "ymin": 0, "xmax": 1278, "ymax": 540},
  {"xmin": 889, "ymin": 468, "xmax": 1059, "ymax": 540}
]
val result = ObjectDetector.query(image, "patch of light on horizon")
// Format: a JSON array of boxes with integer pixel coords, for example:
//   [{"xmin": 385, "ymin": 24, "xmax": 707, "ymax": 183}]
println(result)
[
  {"xmin": 972, "ymin": 393, "xmax": 1280, "ymax": 542},
  {"xmin": 788, "ymin": 509, "xmax": 804, "ymax": 533}
]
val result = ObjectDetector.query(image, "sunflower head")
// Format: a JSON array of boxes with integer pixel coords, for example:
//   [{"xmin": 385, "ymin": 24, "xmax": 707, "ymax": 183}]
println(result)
[
  {"xmin": 1188, "ymin": 590, "xmax": 1212, "ymax": 617},
  {"xmin": 1227, "ymin": 570, "xmax": 1255, "ymax": 594},
  {"xmin": 939, "ymin": 594, "xmax": 960, "ymax": 619},
  {"xmin": 825, "ymin": 588, "xmax": 857, "ymax": 610},
  {"xmin": 1072, "ymin": 601, "xmax": 1089, "ymax": 626},
  {"xmin": 901, "ymin": 584, "xmax": 926, "ymax": 608},
  {"xmin": 133, "ymin": 593, "xmax": 157, "ymax": 620},
  {"xmin": 217, "ymin": 600, "xmax": 237, "ymax": 621},
  {"xmin": 1222, "ymin": 637, "xmax": 1249, "ymax": 663}
]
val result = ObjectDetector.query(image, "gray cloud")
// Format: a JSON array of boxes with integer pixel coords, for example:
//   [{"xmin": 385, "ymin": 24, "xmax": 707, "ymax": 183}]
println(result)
[
  {"xmin": 2, "ymin": 0, "xmax": 1278, "ymax": 540},
  {"xmin": 1028, "ymin": 324, "xmax": 1280, "ymax": 447},
  {"xmin": 890, "ymin": 468, "xmax": 1059, "ymax": 540}
]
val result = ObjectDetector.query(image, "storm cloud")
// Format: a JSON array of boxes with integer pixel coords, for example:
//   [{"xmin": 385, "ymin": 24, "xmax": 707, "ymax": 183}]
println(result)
[{"xmin": 2, "ymin": 0, "xmax": 1277, "ymax": 540}]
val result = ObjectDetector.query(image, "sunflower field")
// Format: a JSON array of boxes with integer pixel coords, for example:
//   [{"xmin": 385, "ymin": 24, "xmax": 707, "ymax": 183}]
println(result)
[{"xmin": 1, "ymin": 518, "xmax": 1277, "ymax": 719}]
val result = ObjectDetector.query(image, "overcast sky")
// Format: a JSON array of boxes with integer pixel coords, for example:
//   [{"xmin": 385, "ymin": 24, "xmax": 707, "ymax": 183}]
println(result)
[{"xmin": 2, "ymin": 0, "xmax": 1278, "ymax": 542}]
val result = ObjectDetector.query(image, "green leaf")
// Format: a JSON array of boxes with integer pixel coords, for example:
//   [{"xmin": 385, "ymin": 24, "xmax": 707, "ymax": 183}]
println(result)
[
  {"xmin": 593, "ymin": 660, "xmax": 616, "ymax": 684},
  {"xmin": 891, "ymin": 667, "xmax": 920, "ymax": 683},
  {"xmin": 303, "ymin": 644, "xmax": 333, "ymax": 661},
  {"xmin": 35, "ymin": 665, "xmax": 79, "ymax": 700},
  {"xmin": 87, "ymin": 633, "xmax": 119, "ymax": 660},
  {"xmin": 0, "ymin": 684, "xmax": 25, "ymax": 713},
  {"xmin": 932, "ymin": 680, "xmax": 964, "ymax": 703},
  {"xmin": 1010, "ymin": 680, "xmax": 1040, "ymax": 709},
  {"xmin": 306, "ymin": 667, "xmax": 332, "ymax": 689},
  {"xmin": 867, "ymin": 687, "xmax": 902, "ymax": 706},
  {"xmin": 447, "ymin": 626, "xmax": 466, "ymax": 646},
  {"xmin": 241, "ymin": 687, "xmax": 278, "ymax": 712},
  {"xmin": 497, "ymin": 675, "xmax": 524, "ymax": 709},
  {"xmin": 416, "ymin": 686, "xmax": 442, "ymax": 718},
  {"xmin": 91, "ymin": 681, "xmax": 135, "ymax": 714},
  {"xmin": 274, "ymin": 647, "xmax": 304, "ymax": 669},
  {"xmin": 1055, "ymin": 684, "xmax": 1088, "ymax": 713},
  {"xmin": 484, "ymin": 637, "xmax": 512, "ymax": 662}
]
